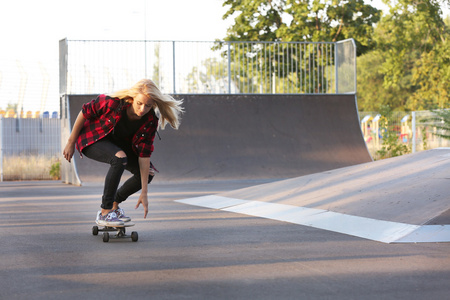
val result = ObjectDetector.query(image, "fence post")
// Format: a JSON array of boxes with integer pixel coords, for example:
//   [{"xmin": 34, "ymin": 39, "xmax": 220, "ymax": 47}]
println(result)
[
  {"xmin": 352, "ymin": 39, "xmax": 357, "ymax": 94},
  {"xmin": 412, "ymin": 111, "xmax": 416, "ymax": 153},
  {"xmin": 59, "ymin": 38, "xmax": 68, "ymax": 95},
  {"xmin": 172, "ymin": 41, "xmax": 176, "ymax": 94},
  {"xmin": 0, "ymin": 115, "xmax": 2, "ymax": 182},
  {"xmin": 227, "ymin": 41, "xmax": 231, "ymax": 94},
  {"xmin": 334, "ymin": 42, "xmax": 338, "ymax": 94}
]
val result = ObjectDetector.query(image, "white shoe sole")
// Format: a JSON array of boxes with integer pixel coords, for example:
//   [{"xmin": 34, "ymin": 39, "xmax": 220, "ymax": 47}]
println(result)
[{"xmin": 96, "ymin": 220, "xmax": 124, "ymax": 226}]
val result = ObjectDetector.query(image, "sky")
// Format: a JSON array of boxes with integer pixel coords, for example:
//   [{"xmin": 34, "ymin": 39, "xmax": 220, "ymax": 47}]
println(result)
[
  {"xmin": 0, "ymin": 0, "xmax": 236, "ymax": 113},
  {"xmin": 0, "ymin": 0, "xmax": 446, "ymax": 113},
  {"xmin": 0, "ymin": 0, "xmax": 235, "ymax": 61}
]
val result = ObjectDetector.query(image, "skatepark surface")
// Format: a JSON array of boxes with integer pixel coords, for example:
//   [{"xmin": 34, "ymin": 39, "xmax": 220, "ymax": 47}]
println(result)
[
  {"xmin": 1, "ymin": 148, "xmax": 450, "ymax": 299},
  {"xmin": 2, "ymin": 94, "xmax": 449, "ymax": 298}
]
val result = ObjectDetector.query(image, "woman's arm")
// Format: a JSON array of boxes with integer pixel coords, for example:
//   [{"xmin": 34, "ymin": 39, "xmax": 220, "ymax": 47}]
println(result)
[
  {"xmin": 63, "ymin": 111, "xmax": 86, "ymax": 162},
  {"xmin": 135, "ymin": 156, "xmax": 151, "ymax": 218}
]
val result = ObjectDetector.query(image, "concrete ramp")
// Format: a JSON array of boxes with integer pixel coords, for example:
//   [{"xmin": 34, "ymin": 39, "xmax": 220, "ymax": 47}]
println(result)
[
  {"xmin": 62, "ymin": 94, "xmax": 372, "ymax": 184},
  {"xmin": 177, "ymin": 148, "xmax": 450, "ymax": 243}
]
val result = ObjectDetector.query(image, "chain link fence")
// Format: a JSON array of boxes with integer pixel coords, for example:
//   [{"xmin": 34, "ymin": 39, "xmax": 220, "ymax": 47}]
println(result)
[
  {"xmin": 0, "ymin": 116, "xmax": 61, "ymax": 181},
  {"xmin": 60, "ymin": 39, "xmax": 356, "ymax": 95}
]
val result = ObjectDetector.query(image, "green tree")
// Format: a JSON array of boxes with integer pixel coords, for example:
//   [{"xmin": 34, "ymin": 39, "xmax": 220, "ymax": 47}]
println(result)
[
  {"xmin": 357, "ymin": 50, "xmax": 406, "ymax": 111},
  {"xmin": 219, "ymin": 0, "xmax": 381, "ymax": 94},
  {"xmin": 222, "ymin": 0, "xmax": 381, "ymax": 55},
  {"xmin": 222, "ymin": 0, "xmax": 284, "ymax": 42},
  {"xmin": 409, "ymin": 30, "xmax": 449, "ymax": 110},
  {"xmin": 280, "ymin": 0, "xmax": 381, "ymax": 55},
  {"xmin": 372, "ymin": 0, "xmax": 449, "ymax": 110},
  {"xmin": 357, "ymin": 0, "xmax": 449, "ymax": 112}
]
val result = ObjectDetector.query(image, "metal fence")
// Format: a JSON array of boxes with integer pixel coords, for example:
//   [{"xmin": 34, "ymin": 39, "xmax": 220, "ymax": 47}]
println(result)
[
  {"xmin": 0, "ymin": 116, "xmax": 61, "ymax": 181},
  {"xmin": 2, "ymin": 109, "xmax": 449, "ymax": 180},
  {"xmin": 360, "ymin": 110, "xmax": 450, "ymax": 159},
  {"xmin": 59, "ymin": 39, "xmax": 356, "ymax": 95}
]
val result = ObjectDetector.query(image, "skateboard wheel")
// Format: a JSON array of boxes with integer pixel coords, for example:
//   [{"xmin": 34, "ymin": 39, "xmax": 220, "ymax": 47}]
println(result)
[
  {"xmin": 102, "ymin": 232, "xmax": 110, "ymax": 242},
  {"xmin": 131, "ymin": 231, "xmax": 138, "ymax": 242},
  {"xmin": 92, "ymin": 226, "xmax": 99, "ymax": 236}
]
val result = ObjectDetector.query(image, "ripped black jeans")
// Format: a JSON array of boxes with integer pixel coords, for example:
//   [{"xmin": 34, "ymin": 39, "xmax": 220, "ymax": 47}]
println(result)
[{"xmin": 82, "ymin": 139, "xmax": 154, "ymax": 210}]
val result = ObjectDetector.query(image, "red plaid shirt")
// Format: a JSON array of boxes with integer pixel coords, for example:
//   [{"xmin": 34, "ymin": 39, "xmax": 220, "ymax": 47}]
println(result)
[{"xmin": 76, "ymin": 94, "xmax": 158, "ymax": 158}]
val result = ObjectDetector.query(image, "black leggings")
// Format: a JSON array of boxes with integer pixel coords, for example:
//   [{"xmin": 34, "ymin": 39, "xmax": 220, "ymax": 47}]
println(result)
[{"xmin": 82, "ymin": 139, "xmax": 154, "ymax": 210}]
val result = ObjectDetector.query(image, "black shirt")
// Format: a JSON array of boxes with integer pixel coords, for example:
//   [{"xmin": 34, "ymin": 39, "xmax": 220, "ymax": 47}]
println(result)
[{"xmin": 109, "ymin": 109, "xmax": 146, "ymax": 151}]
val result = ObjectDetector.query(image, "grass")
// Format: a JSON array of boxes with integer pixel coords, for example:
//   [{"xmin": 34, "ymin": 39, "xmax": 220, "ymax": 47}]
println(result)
[{"xmin": 2, "ymin": 155, "xmax": 60, "ymax": 181}]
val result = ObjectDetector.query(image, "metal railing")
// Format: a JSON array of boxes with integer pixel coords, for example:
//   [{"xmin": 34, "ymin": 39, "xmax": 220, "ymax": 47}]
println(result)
[{"xmin": 60, "ymin": 39, "xmax": 356, "ymax": 95}]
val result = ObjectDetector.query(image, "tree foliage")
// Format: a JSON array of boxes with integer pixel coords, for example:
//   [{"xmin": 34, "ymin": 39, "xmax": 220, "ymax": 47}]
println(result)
[
  {"xmin": 356, "ymin": 50, "xmax": 407, "ymax": 111},
  {"xmin": 376, "ymin": 105, "xmax": 411, "ymax": 159},
  {"xmin": 214, "ymin": 0, "xmax": 449, "ymax": 112},
  {"xmin": 222, "ymin": 0, "xmax": 381, "ymax": 56},
  {"xmin": 357, "ymin": 0, "xmax": 449, "ymax": 111}
]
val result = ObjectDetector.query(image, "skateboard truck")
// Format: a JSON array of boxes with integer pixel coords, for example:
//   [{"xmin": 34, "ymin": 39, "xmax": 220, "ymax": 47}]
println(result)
[{"xmin": 92, "ymin": 223, "xmax": 138, "ymax": 242}]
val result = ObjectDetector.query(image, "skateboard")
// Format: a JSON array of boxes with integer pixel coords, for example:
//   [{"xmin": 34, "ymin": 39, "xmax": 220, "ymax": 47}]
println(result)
[{"xmin": 92, "ymin": 222, "xmax": 138, "ymax": 242}]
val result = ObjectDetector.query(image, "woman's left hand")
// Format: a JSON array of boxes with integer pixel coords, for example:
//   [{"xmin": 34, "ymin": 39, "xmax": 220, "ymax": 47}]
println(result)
[{"xmin": 135, "ymin": 192, "xmax": 149, "ymax": 218}]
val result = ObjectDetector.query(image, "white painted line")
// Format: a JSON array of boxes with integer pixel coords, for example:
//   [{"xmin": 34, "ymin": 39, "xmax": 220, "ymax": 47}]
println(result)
[
  {"xmin": 176, "ymin": 195, "xmax": 450, "ymax": 244},
  {"xmin": 175, "ymin": 195, "xmax": 249, "ymax": 210},
  {"xmin": 220, "ymin": 199, "xmax": 418, "ymax": 243},
  {"xmin": 395, "ymin": 225, "xmax": 450, "ymax": 243}
]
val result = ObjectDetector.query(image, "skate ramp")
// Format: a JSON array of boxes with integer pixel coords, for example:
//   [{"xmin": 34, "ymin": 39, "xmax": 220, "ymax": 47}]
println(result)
[
  {"xmin": 62, "ymin": 94, "xmax": 372, "ymax": 184},
  {"xmin": 177, "ymin": 148, "xmax": 450, "ymax": 243}
]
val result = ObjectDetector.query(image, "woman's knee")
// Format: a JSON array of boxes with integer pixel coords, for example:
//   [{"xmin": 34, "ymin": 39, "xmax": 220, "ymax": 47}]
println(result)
[{"xmin": 111, "ymin": 152, "xmax": 128, "ymax": 167}]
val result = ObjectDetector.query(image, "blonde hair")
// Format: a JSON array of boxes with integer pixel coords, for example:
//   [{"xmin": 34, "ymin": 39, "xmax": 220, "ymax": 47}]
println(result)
[{"xmin": 109, "ymin": 79, "xmax": 184, "ymax": 129}]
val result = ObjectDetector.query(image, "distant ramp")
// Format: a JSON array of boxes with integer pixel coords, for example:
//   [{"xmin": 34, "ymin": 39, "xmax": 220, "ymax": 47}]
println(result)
[
  {"xmin": 61, "ymin": 94, "xmax": 372, "ymax": 184},
  {"xmin": 177, "ymin": 148, "xmax": 450, "ymax": 243}
]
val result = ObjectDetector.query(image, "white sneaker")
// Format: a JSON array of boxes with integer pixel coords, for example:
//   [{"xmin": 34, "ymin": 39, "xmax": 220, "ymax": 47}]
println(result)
[
  {"xmin": 96, "ymin": 211, "xmax": 124, "ymax": 226},
  {"xmin": 113, "ymin": 207, "xmax": 131, "ymax": 222}
]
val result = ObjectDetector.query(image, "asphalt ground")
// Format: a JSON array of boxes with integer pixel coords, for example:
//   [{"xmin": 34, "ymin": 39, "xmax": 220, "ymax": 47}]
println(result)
[{"xmin": 1, "ymin": 179, "xmax": 449, "ymax": 300}]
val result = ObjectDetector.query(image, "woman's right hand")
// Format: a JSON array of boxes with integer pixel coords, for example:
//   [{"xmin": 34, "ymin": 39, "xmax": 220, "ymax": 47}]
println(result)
[
  {"xmin": 63, "ymin": 111, "xmax": 86, "ymax": 163},
  {"xmin": 63, "ymin": 141, "xmax": 76, "ymax": 163}
]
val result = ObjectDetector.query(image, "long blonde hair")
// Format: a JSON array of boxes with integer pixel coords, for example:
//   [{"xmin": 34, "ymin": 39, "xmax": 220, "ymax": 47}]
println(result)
[{"xmin": 109, "ymin": 79, "xmax": 184, "ymax": 129}]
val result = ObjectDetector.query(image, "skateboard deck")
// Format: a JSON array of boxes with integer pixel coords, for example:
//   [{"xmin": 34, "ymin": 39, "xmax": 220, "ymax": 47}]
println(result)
[{"xmin": 92, "ymin": 222, "xmax": 138, "ymax": 242}]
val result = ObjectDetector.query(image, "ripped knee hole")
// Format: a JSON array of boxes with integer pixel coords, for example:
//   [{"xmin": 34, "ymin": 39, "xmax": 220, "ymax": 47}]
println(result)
[{"xmin": 113, "ymin": 155, "xmax": 128, "ymax": 166}]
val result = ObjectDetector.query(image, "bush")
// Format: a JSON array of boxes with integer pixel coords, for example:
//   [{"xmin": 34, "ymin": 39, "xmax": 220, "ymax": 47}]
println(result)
[
  {"xmin": 376, "ymin": 105, "xmax": 410, "ymax": 159},
  {"xmin": 49, "ymin": 161, "xmax": 61, "ymax": 180}
]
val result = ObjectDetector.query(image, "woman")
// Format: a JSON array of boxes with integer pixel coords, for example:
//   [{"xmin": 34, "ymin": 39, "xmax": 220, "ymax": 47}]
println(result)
[{"xmin": 63, "ymin": 79, "xmax": 183, "ymax": 226}]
